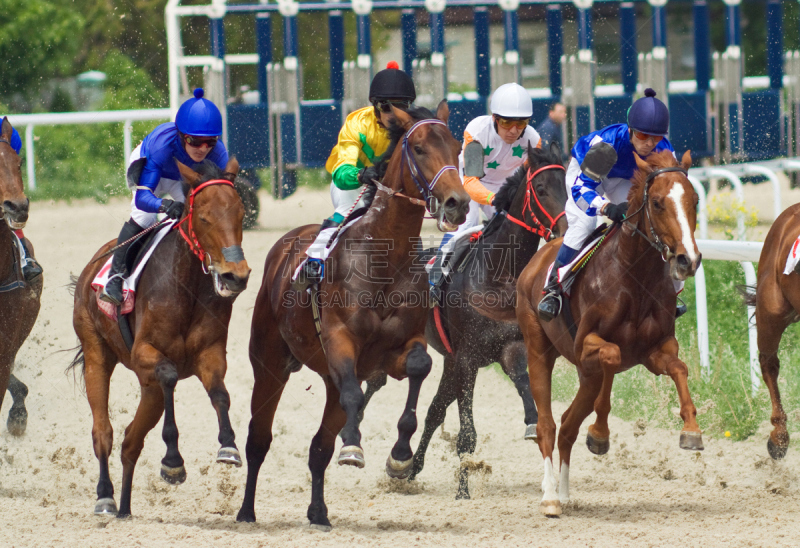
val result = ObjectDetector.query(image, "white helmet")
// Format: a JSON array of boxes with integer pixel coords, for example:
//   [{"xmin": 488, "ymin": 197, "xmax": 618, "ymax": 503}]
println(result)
[{"xmin": 490, "ymin": 83, "xmax": 532, "ymax": 118}]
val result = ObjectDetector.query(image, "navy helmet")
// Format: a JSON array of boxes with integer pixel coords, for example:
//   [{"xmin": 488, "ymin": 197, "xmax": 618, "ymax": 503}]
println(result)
[
  {"xmin": 175, "ymin": 88, "xmax": 223, "ymax": 137},
  {"xmin": 368, "ymin": 61, "xmax": 416, "ymax": 104},
  {"xmin": 628, "ymin": 88, "xmax": 669, "ymax": 137}
]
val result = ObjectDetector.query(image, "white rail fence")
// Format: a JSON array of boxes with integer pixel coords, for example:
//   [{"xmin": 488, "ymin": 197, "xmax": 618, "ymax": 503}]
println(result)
[{"xmin": 8, "ymin": 108, "xmax": 800, "ymax": 393}]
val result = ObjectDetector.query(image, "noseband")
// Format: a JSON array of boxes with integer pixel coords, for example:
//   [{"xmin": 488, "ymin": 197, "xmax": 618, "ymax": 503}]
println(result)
[
  {"xmin": 175, "ymin": 178, "xmax": 235, "ymax": 273},
  {"xmin": 503, "ymin": 163, "xmax": 566, "ymax": 241},
  {"xmin": 624, "ymin": 166, "xmax": 688, "ymax": 260}
]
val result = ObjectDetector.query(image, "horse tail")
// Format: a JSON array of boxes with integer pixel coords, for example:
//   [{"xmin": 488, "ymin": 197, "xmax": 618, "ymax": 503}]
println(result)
[
  {"xmin": 67, "ymin": 274, "xmax": 79, "ymax": 297},
  {"xmin": 736, "ymin": 284, "xmax": 757, "ymax": 308},
  {"xmin": 65, "ymin": 346, "xmax": 85, "ymax": 379}
]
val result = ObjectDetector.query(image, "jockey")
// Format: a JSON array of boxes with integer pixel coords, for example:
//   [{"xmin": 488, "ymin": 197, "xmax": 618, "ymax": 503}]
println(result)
[
  {"xmin": 537, "ymin": 88, "xmax": 687, "ymax": 322},
  {"xmin": 428, "ymin": 83, "xmax": 541, "ymax": 302},
  {"xmin": 100, "ymin": 88, "xmax": 228, "ymax": 306},
  {"xmin": 5, "ymin": 125, "xmax": 43, "ymax": 282},
  {"xmin": 294, "ymin": 61, "xmax": 416, "ymax": 288}
]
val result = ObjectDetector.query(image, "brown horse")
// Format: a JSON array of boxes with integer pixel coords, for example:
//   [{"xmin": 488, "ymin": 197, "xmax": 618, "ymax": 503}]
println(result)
[
  {"xmin": 236, "ymin": 103, "xmax": 470, "ymax": 530},
  {"xmin": 516, "ymin": 150, "xmax": 703, "ymax": 516},
  {"xmin": 741, "ymin": 204, "xmax": 800, "ymax": 460},
  {"xmin": 70, "ymin": 158, "xmax": 250, "ymax": 518},
  {"xmin": 0, "ymin": 117, "xmax": 41, "ymax": 436}
]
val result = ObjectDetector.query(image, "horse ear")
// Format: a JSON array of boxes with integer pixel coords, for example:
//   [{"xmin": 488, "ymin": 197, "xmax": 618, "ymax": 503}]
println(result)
[
  {"xmin": 524, "ymin": 142, "xmax": 536, "ymax": 169},
  {"xmin": 680, "ymin": 150, "xmax": 692, "ymax": 171},
  {"xmin": 392, "ymin": 106, "xmax": 414, "ymax": 131},
  {"xmin": 1, "ymin": 117, "xmax": 12, "ymax": 141},
  {"xmin": 549, "ymin": 140, "xmax": 562, "ymax": 164},
  {"xmin": 223, "ymin": 157, "xmax": 240, "ymax": 181},
  {"xmin": 436, "ymin": 99, "xmax": 449, "ymax": 124},
  {"xmin": 633, "ymin": 152, "xmax": 651, "ymax": 174},
  {"xmin": 175, "ymin": 159, "xmax": 202, "ymax": 187}
]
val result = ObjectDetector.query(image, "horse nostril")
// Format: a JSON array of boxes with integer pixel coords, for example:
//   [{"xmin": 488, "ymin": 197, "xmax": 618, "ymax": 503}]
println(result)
[
  {"xmin": 444, "ymin": 197, "xmax": 459, "ymax": 211},
  {"xmin": 677, "ymin": 254, "xmax": 690, "ymax": 269},
  {"xmin": 3, "ymin": 200, "xmax": 17, "ymax": 213}
]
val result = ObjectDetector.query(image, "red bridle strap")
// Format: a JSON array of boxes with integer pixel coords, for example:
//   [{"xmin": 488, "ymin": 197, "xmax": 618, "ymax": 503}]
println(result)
[
  {"xmin": 174, "ymin": 179, "xmax": 235, "ymax": 266},
  {"xmin": 505, "ymin": 164, "xmax": 566, "ymax": 240}
]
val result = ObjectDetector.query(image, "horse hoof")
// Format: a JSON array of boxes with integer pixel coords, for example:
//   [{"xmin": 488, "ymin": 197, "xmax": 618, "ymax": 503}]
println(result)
[
  {"xmin": 7, "ymin": 407, "xmax": 27, "ymax": 437},
  {"xmin": 768, "ymin": 437, "xmax": 788, "ymax": 460},
  {"xmin": 586, "ymin": 433, "xmax": 610, "ymax": 455},
  {"xmin": 309, "ymin": 523, "xmax": 332, "ymax": 532},
  {"xmin": 385, "ymin": 455, "xmax": 413, "ymax": 479},
  {"xmin": 540, "ymin": 499, "xmax": 561, "ymax": 517},
  {"xmin": 524, "ymin": 423, "xmax": 538, "ymax": 441},
  {"xmin": 679, "ymin": 431, "xmax": 704, "ymax": 451},
  {"xmin": 217, "ymin": 447, "xmax": 243, "ymax": 467},
  {"xmin": 337, "ymin": 445, "xmax": 365, "ymax": 468},
  {"xmin": 94, "ymin": 498, "xmax": 118, "ymax": 516},
  {"xmin": 161, "ymin": 464, "xmax": 187, "ymax": 484}
]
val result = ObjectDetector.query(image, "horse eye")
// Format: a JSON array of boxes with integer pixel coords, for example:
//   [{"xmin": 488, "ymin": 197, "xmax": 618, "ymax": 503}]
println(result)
[
  {"xmin": 652, "ymin": 199, "xmax": 664, "ymax": 211},
  {"xmin": 414, "ymin": 145, "xmax": 425, "ymax": 155},
  {"xmin": 198, "ymin": 215, "xmax": 210, "ymax": 225}
]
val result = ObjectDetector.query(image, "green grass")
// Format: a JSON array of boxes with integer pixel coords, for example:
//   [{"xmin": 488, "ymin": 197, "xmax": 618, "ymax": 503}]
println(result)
[{"xmin": 526, "ymin": 260, "xmax": 800, "ymax": 442}]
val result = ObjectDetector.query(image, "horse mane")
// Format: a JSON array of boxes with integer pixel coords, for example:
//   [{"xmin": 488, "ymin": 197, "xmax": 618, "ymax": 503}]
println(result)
[
  {"xmin": 627, "ymin": 149, "xmax": 680, "ymax": 211},
  {"xmin": 493, "ymin": 145, "xmax": 561, "ymax": 213},
  {"xmin": 372, "ymin": 106, "xmax": 437, "ymax": 179},
  {"xmin": 180, "ymin": 159, "xmax": 234, "ymax": 196}
]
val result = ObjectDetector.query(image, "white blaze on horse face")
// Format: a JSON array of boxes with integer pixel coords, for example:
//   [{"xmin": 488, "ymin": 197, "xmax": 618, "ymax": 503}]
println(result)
[
  {"xmin": 558, "ymin": 461, "xmax": 570, "ymax": 505},
  {"xmin": 667, "ymin": 183, "xmax": 699, "ymax": 263},
  {"xmin": 542, "ymin": 456, "xmax": 559, "ymax": 502}
]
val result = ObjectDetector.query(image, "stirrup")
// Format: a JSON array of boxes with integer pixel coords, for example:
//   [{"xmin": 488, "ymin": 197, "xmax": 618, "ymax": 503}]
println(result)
[
  {"xmin": 100, "ymin": 274, "xmax": 125, "ymax": 306},
  {"xmin": 537, "ymin": 290, "xmax": 562, "ymax": 322}
]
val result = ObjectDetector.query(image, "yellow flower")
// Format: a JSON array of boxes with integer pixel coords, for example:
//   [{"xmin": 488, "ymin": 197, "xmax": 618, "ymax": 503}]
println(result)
[{"xmin": 724, "ymin": 431, "xmax": 731, "ymax": 437}]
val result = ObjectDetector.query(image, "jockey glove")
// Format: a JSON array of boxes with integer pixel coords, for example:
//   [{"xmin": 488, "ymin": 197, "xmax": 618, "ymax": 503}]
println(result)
[
  {"xmin": 159, "ymin": 199, "xmax": 185, "ymax": 219},
  {"xmin": 604, "ymin": 201, "xmax": 628, "ymax": 223},
  {"xmin": 358, "ymin": 165, "xmax": 380, "ymax": 187}
]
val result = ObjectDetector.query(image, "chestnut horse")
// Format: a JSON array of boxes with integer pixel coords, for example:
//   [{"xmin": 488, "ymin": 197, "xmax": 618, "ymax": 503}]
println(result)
[
  {"xmin": 516, "ymin": 150, "xmax": 703, "ymax": 516},
  {"xmin": 236, "ymin": 104, "xmax": 470, "ymax": 530},
  {"xmin": 741, "ymin": 204, "xmax": 800, "ymax": 460},
  {"xmin": 70, "ymin": 158, "xmax": 250, "ymax": 518},
  {"xmin": 358, "ymin": 142, "xmax": 568, "ymax": 500},
  {"xmin": 0, "ymin": 117, "xmax": 41, "ymax": 437}
]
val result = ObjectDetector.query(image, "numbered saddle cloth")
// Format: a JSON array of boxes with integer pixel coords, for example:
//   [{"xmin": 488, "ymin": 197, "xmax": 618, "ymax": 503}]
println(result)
[{"xmin": 783, "ymin": 233, "xmax": 800, "ymax": 275}]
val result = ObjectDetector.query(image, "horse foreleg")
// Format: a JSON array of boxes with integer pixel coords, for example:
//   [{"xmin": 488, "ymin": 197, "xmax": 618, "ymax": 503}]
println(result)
[
  {"xmin": 454, "ymin": 360, "xmax": 479, "ymax": 500},
  {"xmin": 236, "ymin": 355, "xmax": 289, "ymax": 523},
  {"xmin": 341, "ymin": 371, "xmax": 387, "ymax": 441},
  {"xmin": 154, "ymin": 361, "xmax": 186, "ymax": 484},
  {"xmin": 6, "ymin": 374, "xmax": 28, "ymax": 437},
  {"xmin": 645, "ymin": 337, "xmax": 704, "ymax": 451},
  {"xmin": 580, "ymin": 333, "xmax": 621, "ymax": 455},
  {"xmin": 307, "ymin": 378, "xmax": 348, "ymax": 531},
  {"xmin": 500, "ymin": 340, "xmax": 539, "ymax": 440},
  {"xmin": 196, "ymin": 346, "xmax": 241, "ymax": 467},
  {"xmin": 410, "ymin": 353, "xmax": 459, "ymax": 480},
  {"xmin": 118, "ymin": 382, "xmax": 165, "ymax": 518},
  {"xmin": 385, "ymin": 340, "xmax": 432, "ymax": 480},
  {"xmin": 326, "ymin": 336, "xmax": 365, "ymax": 467}
]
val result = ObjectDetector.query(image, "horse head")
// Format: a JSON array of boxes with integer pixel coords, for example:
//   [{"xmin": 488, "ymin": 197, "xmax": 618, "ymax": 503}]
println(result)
[
  {"xmin": 631, "ymin": 150, "xmax": 701, "ymax": 281},
  {"xmin": 388, "ymin": 102, "xmax": 470, "ymax": 231},
  {"xmin": 0, "ymin": 118, "xmax": 28, "ymax": 230},
  {"xmin": 176, "ymin": 158, "xmax": 251, "ymax": 297},
  {"xmin": 493, "ymin": 141, "xmax": 568, "ymax": 241}
]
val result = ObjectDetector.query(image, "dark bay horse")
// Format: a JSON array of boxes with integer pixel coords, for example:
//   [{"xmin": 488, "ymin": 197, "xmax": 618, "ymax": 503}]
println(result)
[
  {"xmin": 0, "ymin": 117, "xmax": 41, "ymax": 437},
  {"xmin": 70, "ymin": 158, "xmax": 250, "ymax": 518},
  {"xmin": 741, "ymin": 203, "xmax": 800, "ymax": 460},
  {"xmin": 236, "ymin": 103, "xmax": 470, "ymax": 530},
  {"xmin": 516, "ymin": 150, "xmax": 703, "ymax": 516},
  {"xmin": 358, "ymin": 142, "xmax": 568, "ymax": 500}
]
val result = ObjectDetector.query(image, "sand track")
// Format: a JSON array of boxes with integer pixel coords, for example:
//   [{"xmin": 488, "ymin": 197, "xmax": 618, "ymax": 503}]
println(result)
[{"xmin": 0, "ymin": 189, "xmax": 797, "ymax": 547}]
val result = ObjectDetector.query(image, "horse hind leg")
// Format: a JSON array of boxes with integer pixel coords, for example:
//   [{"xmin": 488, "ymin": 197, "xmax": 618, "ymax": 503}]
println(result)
[
  {"xmin": 6, "ymin": 374, "xmax": 28, "ymax": 437},
  {"xmin": 386, "ymin": 341, "xmax": 432, "ymax": 481},
  {"xmin": 757, "ymin": 318, "xmax": 791, "ymax": 459},
  {"xmin": 452, "ymin": 361, "xmax": 479, "ymax": 499},
  {"xmin": 499, "ymin": 340, "xmax": 539, "ymax": 440}
]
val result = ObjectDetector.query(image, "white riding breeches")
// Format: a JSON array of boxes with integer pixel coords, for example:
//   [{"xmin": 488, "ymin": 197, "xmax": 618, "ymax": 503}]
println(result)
[{"xmin": 128, "ymin": 144, "xmax": 186, "ymax": 228}]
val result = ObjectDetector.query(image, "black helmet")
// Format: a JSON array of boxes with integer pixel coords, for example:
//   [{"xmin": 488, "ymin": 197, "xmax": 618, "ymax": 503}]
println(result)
[{"xmin": 369, "ymin": 61, "xmax": 416, "ymax": 104}]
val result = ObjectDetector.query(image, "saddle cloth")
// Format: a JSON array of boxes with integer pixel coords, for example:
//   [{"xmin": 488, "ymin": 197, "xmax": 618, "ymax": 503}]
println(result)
[
  {"xmin": 91, "ymin": 221, "xmax": 175, "ymax": 320},
  {"xmin": 292, "ymin": 215, "xmax": 363, "ymax": 281},
  {"xmin": 546, "ymin": 232, "xmax": 607, "ymax": 298},
  {"xmin": 783, "ymin": 234, "xmax": 800, "ymax": 275}
]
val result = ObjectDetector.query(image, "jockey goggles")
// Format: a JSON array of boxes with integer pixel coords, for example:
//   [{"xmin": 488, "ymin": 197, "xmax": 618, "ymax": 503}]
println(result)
[
  {"xmin": 496, "ymin": 117, "xmax": 530, "ymax": 130},
  {"xmin": 184, "ymin": 134, "xmax": 219, "ymax": 149},
  {"xmin": 376, "ymin": 99, "xmax": 412, "ymax": 113},
  {"xmin": 632, "ymin": 130, "xmax": 663, "ymax": 144}
]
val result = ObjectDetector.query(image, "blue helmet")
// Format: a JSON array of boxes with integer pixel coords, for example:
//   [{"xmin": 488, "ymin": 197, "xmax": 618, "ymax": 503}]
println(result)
[
  {"xmin": 175, "ymin": 88, "xmax": 223, "ymax": 137},
  {"xmin": 627, "ymin": 88, "xmax": 669, "ymax": 137}
]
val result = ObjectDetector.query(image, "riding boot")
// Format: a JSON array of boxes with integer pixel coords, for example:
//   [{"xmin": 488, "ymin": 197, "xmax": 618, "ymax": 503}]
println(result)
[
  {"xmin": 100, "ymin": 219, "xmax": 144, "ymax": 306},
  {"xmin": 676, "ymin": 301, "xmax": 688, "ymax": 318},
  {"xmin": 293, "ymin": 218, "xmax": 339, "ymax": 291},
  {"xmin": 14, "ymin": 234, "xmax": 43, "ymax": 282},
  {"xmin": 428, "ymin": 249, "xmax": 448, "ymax": 307},
  {"xmin": 537, "ymin": 259, "xmax": 565, "ymax": 322}
]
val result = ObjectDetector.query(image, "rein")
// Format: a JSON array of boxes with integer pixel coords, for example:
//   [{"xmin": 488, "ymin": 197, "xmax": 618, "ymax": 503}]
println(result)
[
  {"xmin": 505, "ymin": 163, "xmax": 566, "ymax": 241},
  {"xmin": 174, "ymin": 178, "xmax": 234, "ymax": 272},
  {"xmin": 622, "ymin": 166, "xmax": 688, "ymax": 260}
]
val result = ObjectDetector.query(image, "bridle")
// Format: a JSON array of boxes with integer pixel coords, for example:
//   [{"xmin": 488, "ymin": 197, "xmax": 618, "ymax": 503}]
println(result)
[
  {"xmin": 374, "ymin": 119, "xmax": 457, "ymax": 216},
  {"xmin": 175, "ymin": 178, "xmax": 235, "ymax": 273},
  {"xmin": 623, "ymin": 166, "xmax": 688, "ymax": 260},
  {"xmin": 504, "ymin": 163, "xmax": 566, "ymax": 241}
]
